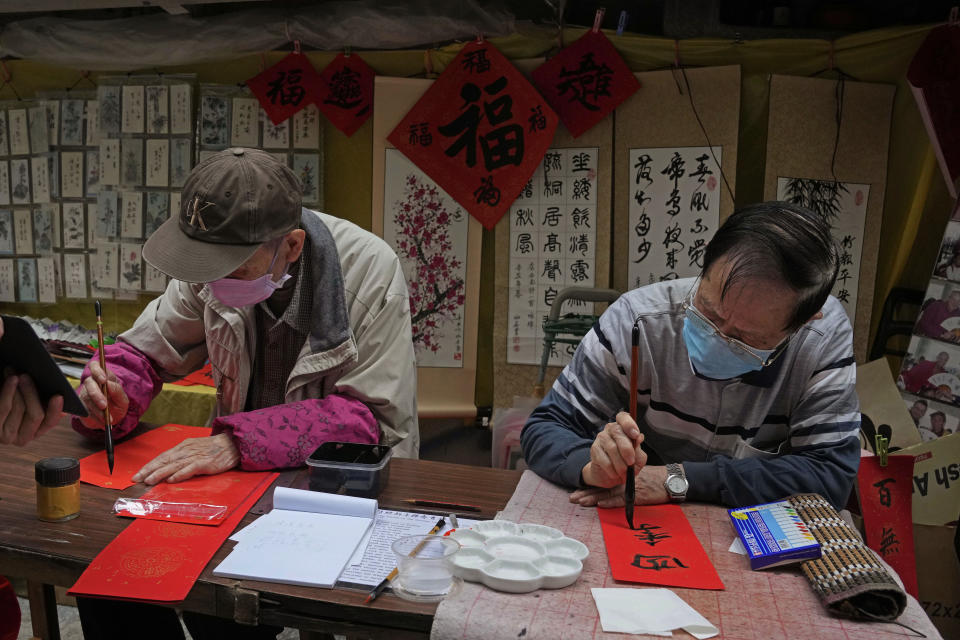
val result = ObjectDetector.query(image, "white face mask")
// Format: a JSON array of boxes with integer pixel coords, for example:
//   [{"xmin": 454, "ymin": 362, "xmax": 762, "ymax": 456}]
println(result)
[{"xmin": 208, "ymin": 244, "xmax": 291, "ymax": 308}]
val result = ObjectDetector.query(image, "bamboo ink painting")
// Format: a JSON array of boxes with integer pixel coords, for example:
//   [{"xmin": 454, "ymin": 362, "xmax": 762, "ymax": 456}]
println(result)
[
  {"xmin": 383, "ymin": 149, "xmax": 468, "ymax": 367},
  {"xmin": 776, "ymin": 176, "xmax": 868, "ymax": 321}
]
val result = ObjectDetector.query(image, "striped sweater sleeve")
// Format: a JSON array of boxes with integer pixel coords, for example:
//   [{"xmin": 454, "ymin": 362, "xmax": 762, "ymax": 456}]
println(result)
[
  {"xmin": 685, "ymin": 320, "xmax": 861, "ymax": 509},
  {"xmin": 521, "ymin": 299, "xmax": 635, "ymax": 488}
]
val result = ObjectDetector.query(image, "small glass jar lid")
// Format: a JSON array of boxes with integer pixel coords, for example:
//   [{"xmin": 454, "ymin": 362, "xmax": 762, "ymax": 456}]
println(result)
[{"xmin": 35, "ymin": 457, "xmax": 81, "ymax": 487}]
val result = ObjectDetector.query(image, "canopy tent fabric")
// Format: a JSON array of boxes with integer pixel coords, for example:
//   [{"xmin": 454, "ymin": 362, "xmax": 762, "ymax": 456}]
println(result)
[
  {"xmin": 0, "ymin": 22, "xmax": 952, "ymax": 406},
  {"xmin": 0, "ymin": 0, "xmax": 515, "ymax": 70}
]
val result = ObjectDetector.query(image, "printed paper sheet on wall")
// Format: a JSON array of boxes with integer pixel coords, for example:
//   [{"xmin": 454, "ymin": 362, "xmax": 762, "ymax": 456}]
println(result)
[
  {"xmin": 775, "ymin": 177, "xmax": 869, "ymax": 321},
  {"xmin": 507, "ymin": 147, "xmax": 598, "ymax": 367},
  {"xmin": 372, "ymin": 76, "xmax": 482, "ymax": 418},
  {"xmin": 764, "ymin": 74, "xmax": 894, "ymax": 362},
  {"xmin": 612, "ymin": 66, "xmax": 740, "ymax": 294},
  {"xmin": 382, "ymin": 149, "xmax": 467, "ymax": 368},
  {"xmin": 627, "ymin": 146, "xmax": 721, "ymax": 289},
  {"xmin": 197, "ymin": 84, "xmax": 324, "ymax": 210}
]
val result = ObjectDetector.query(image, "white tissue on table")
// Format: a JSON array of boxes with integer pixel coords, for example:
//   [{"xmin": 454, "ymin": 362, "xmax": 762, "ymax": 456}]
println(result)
[{"xmin": 591, "ymin": 587, "xmax": 719, "ymax": 639}]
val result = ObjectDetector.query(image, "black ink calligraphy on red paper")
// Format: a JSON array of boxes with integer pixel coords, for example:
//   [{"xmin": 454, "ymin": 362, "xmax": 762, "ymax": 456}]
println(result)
[{"xmin": 388, "ymin": 41, "xmax": 558, "ymax": 229}]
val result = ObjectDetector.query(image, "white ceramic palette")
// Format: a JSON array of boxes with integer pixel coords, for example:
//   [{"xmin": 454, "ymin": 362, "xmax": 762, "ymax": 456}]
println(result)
[{"xmin": 447, "ymin": 520, "xmax": 589, "ymax": 593}]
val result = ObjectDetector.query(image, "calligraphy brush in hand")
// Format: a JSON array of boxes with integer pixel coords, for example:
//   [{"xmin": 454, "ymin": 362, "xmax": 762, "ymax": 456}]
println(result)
[
  {"xmin": 625, "ymin": 321, "xmax": 640, "ymax": 530},
  {"xmin": 95, "ymin": 300, "xmax": 114, "ymax": 474}
]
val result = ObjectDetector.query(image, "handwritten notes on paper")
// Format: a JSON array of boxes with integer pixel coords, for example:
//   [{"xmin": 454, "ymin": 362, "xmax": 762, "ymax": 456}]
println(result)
[{"xmin": 597, "ymin": 505, "xmax": 724, "ymax": 590}]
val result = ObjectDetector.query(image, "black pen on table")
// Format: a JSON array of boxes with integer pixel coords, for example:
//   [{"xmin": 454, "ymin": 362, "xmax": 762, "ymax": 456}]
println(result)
[
  {"xmin": 364, "ymin": 516, "xmax": 445, "ymax": 604},
  {"xmin": 401, "ymin": 498, "xmax": 481, "ymax": 513},
  {"xmin": 625, "ymin": 321, "xmax": 640, "ymax": 530},
  {"xmin": 95, "ymin": 300, "xmax": 114, "ymax": 475}
]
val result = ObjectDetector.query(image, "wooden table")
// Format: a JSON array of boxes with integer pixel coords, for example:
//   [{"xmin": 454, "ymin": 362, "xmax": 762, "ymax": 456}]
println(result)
[{"xmin": 0, "ymin": 422, "xmax": 522, "ymax": 640}]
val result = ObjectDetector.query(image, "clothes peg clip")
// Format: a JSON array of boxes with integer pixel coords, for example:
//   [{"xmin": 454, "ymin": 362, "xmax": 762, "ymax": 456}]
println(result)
[
  {"xmin": 949, "ymin": 6, "xmax": 958, "ymax": 26},
  {"xmin": 616, "ymin": 10, "xmax": 628, "ymax": 36},
  {"xmin": 875, "ymin": 434, "xmax": 889, "ymax": 467},
  {"xmin": 344, "ymin": 45, "xmax": 351, "ymax": 58},
  {"xmin": 476, "ymin": 31, "xmax": 484, "ymax": 43},
  {"xmin": 294, "ymin": 40, "xmax": 302, "ymax": 55},
  {"xmin": 592, "ymin": 8, "xmax": 606, "ymax": 33}
]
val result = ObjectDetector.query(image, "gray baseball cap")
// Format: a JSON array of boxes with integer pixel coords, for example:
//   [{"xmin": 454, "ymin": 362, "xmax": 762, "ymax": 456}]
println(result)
[{"xmin": 142, "ymin": 147, "xmax": 302, "ymax": 283}]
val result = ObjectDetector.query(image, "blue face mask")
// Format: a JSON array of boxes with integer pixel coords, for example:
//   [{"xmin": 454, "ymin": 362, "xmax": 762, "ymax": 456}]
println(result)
[{"xmin": 682, "ymin": 309, "xmax": 778, "ymax": 380}]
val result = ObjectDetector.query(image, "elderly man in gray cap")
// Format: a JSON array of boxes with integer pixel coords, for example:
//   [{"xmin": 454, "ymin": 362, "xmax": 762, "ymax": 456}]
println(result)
[
  {"xmin": 73, "ymin": 148, "xmax": 418, "ymax": 639},
  {"xmin": 75, "ymin": 147, "xmax": 418, "ymax": 480}
]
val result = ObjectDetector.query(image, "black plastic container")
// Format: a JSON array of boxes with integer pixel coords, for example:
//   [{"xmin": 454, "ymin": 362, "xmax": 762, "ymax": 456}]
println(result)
[{"xmin": 306, "ymin": 441, "xmax": 392, "ymax": 498}]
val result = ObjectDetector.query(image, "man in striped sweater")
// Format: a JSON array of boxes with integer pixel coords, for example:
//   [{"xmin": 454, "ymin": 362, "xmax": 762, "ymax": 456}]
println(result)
[{"xmin": 521, "ymin": 201, "xmax": 860, "ymax": 510}]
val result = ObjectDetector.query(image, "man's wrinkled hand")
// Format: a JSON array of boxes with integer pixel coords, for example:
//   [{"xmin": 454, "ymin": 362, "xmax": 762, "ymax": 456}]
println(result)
[
  {"xmin": 570, "ymin": 465, "xmax": 669, "ymax": 507},
  {"xmin": 77, "ymin": 359, "xmax": 129, "ymax": 431},
  {"xmin": 580, "ymin": 411, "xmax": 647, "ymax": 488},
  {"xmin": 132, "ymin": 433, "xmax": 240, "ymax": 485}
]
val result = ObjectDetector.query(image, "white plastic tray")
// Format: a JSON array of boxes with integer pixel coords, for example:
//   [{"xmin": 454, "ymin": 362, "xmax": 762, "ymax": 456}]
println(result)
[{"xmin": 447, "ymin": 520, "xmax": 588, "ymax": 593}]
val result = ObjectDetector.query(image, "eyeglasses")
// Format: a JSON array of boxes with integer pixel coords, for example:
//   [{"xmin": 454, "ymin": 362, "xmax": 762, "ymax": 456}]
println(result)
[{"xmin": 681, "ymin": 289, "xmax": 791, "ymax": 368}]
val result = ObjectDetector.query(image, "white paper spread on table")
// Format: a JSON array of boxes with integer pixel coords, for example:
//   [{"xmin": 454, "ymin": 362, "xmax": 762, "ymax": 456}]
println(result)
[
  {"xmin": 591, "ymin": 588, "xmax": 719, "ymax": 639},
  {"xmin": 213, "ymin": 487, "xmax": 377, "ymax": 588},
  {"xmin": 336, "ymin": 513, "xmax": 481, "ymax": 588}
]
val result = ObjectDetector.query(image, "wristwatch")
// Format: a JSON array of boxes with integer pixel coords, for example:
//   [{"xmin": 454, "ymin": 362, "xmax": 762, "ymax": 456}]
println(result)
[{"xmin": 663, "ymin": 463, "xmax": 689, "ymax": 502}]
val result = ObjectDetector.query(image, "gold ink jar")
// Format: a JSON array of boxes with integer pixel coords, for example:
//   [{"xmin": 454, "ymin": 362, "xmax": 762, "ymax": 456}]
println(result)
[{"xmin": 35, "ymin": 457, "xmax": 81, "ymax": 522}]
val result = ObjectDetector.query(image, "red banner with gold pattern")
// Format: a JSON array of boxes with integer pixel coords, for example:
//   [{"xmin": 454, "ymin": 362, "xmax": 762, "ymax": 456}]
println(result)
[{"xmin": 69, "ymin": 472, "xmax": 277, "ymax": 603}]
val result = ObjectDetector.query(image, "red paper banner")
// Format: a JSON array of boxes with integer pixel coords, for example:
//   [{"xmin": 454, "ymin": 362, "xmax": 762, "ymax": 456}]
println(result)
[
  {"xmin": 531, "ymin": 30, "xmax": 640, "ymax": 138},
  {"xmin": 80, "ymin": 425, "xmax": 211, "ymax": 490},
  {"xmin": 857, "ymin": 454, "xmax": 918, "ymax": 597},
  {"xmin": 69, "ymin": 472, "xmax": 278, "ymax": 603},
  {"xmin": 114, "ymin": 469, "xmax": 273, "ymax": 526},
  {"xmin": 171, "ymin": 362, "xmax": 215, "ymax": 387},
  {"xmin": 316, "ymin": 52, "xmax": 374, "ymax": 137},
  {"xmin": 597, "ymin": 505, "xmax": 724, "ymax": 590},
  {"xmin": 387, "ymin": 40, "xmax": 559, "ymax": 230},
  {"xmin": 247, "ymin": 52, "xmax": 324, "ymax": 125}
]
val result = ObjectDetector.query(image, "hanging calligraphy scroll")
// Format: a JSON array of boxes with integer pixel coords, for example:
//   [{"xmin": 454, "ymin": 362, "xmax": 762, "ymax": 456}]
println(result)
[
  {"xmin": 612, "ymin": 66, "xmax": 740, "ymax": 294},
  {"xmin": 387, "ymin": 41, "xmax": 559, "ymax": 230},
  {"xmin": 856, "ymin": 455, "xmax": 918, "ymax": 598},
  {"xmin": 373, "ymin": 77, "xmax": 481, "ymax": 418},
  {"xmin": 247, "ymin": 52, "xmax": 323, "ymax": 125},
  {"xmin": 775, "ymin": 177, "xmax": 869, "ymax": 322},
  {"xmin": 316, "ymin": 53, "xmax": 374, "ymax": 137},
  {"xmin": 628, "ymin": 146, "xmax": 721, "ymax": 288},
  {"xmin": 383, "ymin": 149, "xmax": 468, "ymax": 367},
  {"xmin": 763, "ymin": 74, "xmax": 894, "ymax": 362},
  {"xmin": 492, "ymin": 59, "xmax": 613, "ymax": 409},
  {"xmin": 531, "ymin": 30, "xmax": 640, "ymax": 138}
]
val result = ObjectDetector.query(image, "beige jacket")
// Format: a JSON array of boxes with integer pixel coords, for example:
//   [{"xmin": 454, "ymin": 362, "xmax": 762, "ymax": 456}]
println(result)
[{"xmin": 121, "ymin": 209, "xmax": 420, "ymax": 458}]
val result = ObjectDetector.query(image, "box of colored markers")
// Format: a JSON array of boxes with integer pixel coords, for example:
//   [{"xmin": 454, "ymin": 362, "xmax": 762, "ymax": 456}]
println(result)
[{"xmin": 728, "ymin": 500, "xmax": 821, "ymax": 570}]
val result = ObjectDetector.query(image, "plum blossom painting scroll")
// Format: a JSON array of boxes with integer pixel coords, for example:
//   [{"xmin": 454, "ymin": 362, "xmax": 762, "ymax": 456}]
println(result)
[{"xmin": 382, "ymin": 149, "xmax": 467, "ymax": 368}]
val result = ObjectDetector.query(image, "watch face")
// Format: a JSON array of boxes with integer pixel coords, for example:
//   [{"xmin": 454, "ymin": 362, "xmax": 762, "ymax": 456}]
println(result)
[{"xmin": 666, "ymin": 475, "xmax": 688, "ymax": 494}]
